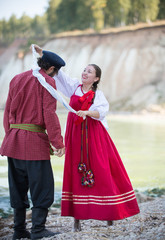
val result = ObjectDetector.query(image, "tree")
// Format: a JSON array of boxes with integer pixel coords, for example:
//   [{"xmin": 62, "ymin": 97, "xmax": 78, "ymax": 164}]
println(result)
[
  {"xmin": 127, "ymin": 0, "xmax": 159, "ymax": 24},
  {"xmin": 46, "ymin": 0, "xmax": 62, "ymax": 33},
  {"xmin": 31, "ymin": 15, "xmax": 49, "ymax": 37},
  {"xmin": 55, "ymin": 0, "xmax": 93, "ymax": 31},
  {"xmin": 157, "ymin": 0, "xmax": 165, "ymax": 19},
  {"xmin": 17, "ymin": 14, "xmax": 32, "ymax": 37},
  {"xmin": 119, "ymin": 0, "xmax": 131, "ymax": 25},
  {"xmin": 89, "ymin": 0, "xmax": 107, "ymax": 30},
  {"xmin": 104, "ymin": 0, "xmax": 131, "ymax": 27},
  {"xmin": 74, "ymin": 0, "xmax": 93, "ymax": 30},
  {"xmin": 56, "ymin": 0, "xmax": 78, "ymax": 31},
  {"xmin": 0, "ymin": 19, "xmax": 11, "ymax": 44},
  {"xmin": 8, "ymin": 15, "xmax": 18, "ymax": 39}
]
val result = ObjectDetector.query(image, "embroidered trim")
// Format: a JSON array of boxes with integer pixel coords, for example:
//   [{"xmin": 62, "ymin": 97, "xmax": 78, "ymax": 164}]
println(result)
[
  {"xmin": 63, "ymin": 193, "xmax": 135, "ymax": 202},
  {"xmin": 72, "ymin": 196, "xmax": 136, "ymax": 205},
  {"xmin": 62, "ymin": 190, "xmax": 137, "ymax": 205},
  {"xmin": 62, "ymin": 190, "xmax": 134, "ymax": 198}
]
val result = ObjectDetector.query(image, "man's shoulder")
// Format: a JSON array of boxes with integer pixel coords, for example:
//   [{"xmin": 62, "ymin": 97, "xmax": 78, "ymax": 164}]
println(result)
[
  {"xmin": 11, "ymin": 70, "xmax": 32, "ymax": 82},
  {"xmin": 14, "ymin": 69, "xmax": 32, "ymax": 78},
  {"xmin": 10, "ymin": 70, "xmax": 33, "ymax": 89}
]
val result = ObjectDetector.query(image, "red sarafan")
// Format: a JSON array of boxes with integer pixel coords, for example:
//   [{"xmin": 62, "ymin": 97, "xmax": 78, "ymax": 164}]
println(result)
[{"xmin": 61, "ymin": 93, "xmax": 140, "ymax": 221}]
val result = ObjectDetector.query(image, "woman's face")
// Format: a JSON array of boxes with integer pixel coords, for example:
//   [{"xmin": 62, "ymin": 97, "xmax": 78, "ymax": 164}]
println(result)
[{"xmin": 81, "ymin": 65, "xmax": 99, "ymax": 85}]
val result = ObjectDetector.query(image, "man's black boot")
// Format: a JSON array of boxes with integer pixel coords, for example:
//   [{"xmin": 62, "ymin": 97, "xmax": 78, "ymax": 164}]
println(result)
[
  {"xmin": 12, "ymin": 208, "xmax": 31, "ymax": 240},
  {"xmin": 31, "ymin": 208, "xmax": 60, "ymax": 240}
]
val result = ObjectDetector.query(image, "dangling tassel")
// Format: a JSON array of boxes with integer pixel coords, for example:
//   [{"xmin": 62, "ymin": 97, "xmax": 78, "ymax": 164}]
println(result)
[{"xmin": 78, "ymin": 119, "xmax": 94, "ymax": 187}]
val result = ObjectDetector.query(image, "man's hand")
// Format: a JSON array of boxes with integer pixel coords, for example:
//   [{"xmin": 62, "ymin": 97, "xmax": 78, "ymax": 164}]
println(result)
[
  {"xmin": 54, "ymin": 147, "xmax": 65, "ymax": 157},
  {"xmin": 30, "ymin": 44, "xmax": 43, "ymax": 57}
]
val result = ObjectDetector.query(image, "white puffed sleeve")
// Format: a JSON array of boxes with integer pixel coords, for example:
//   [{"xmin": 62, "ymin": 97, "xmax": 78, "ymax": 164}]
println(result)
[
  {"xmin": 54, "ymin": 69, "xmax": 80, "ymax": 98},
  {"xmin": 89, "ymin": 90, "xmax": 109, "ymax": 129}
]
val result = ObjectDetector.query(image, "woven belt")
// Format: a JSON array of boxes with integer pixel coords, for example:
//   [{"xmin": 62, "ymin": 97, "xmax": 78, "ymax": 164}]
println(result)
[
  {"xmin": 10, "ymin": 123, "xmax": 45, "ymax": 133},
  {"xmin": 10, "ymin": 123, "xmax": 54, "ymax": 155}
]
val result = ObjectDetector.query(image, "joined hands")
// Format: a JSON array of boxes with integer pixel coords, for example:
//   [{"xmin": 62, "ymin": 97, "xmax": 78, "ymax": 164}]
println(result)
[{"xmin": 53, "ymin": 147, "xmax": 65, "ymax": 157}]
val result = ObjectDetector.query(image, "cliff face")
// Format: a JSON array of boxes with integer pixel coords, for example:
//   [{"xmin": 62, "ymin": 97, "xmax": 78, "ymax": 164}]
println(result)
[{"xmin": 0, "ymin": 25, "xmax": 165, "ymax": 112}]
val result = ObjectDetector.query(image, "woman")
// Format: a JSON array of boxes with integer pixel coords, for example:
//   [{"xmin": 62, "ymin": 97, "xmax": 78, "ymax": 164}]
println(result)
[{"xmin": 33, "ymin": 45, "xmax": 140, "ymax": 231}]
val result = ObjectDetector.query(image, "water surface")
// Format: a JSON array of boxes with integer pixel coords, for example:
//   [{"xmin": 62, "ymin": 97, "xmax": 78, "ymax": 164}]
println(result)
[{"xmin": 0, "ymin": 110, "xmax": 165, "ymax": 216}]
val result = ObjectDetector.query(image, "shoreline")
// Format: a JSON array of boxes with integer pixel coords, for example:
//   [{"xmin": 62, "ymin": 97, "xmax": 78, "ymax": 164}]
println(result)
[
  {"xmin": 107, "ymin": 111, "xmax": 165, "ymax": 123},
  {"xmin": 1, "ymin": 108, "xmax": 165, "ymax": 124},
  {"xmin": 0, "ymin": 188, "xmax": 165, "ymax": 218},
  {"xmin": 55, "ymin": 109, "xmax": 165, "ymax": 122},
  {"xmin": 0, "ymin": 194, "xmax": 165, "ymax": 240}
]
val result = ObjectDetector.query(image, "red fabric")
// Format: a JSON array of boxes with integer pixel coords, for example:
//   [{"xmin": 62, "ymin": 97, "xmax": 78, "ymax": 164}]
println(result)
[
  {"xmin": 0, "ymin": 69, "xmax": 64, "ymax": 160},
  {"xmin": 74, "ymin": 89, "xmax": 95, "ymax": 125},
  {"xmin": 61, "ymin": 94, "xmax": 140, "ymax": 220}
]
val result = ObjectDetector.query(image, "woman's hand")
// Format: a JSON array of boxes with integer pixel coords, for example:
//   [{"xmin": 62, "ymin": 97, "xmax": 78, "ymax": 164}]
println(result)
[
  {"xmin": 77, "ymin": 110, "xmax": 100, "ymax": 119},
  {"xmin": 77, "ymin": 110, "xmax": 88, "ymax": 118},
  {"xmin": 30, "ymin": 44, "xmax": 43, "ymax": 57}
]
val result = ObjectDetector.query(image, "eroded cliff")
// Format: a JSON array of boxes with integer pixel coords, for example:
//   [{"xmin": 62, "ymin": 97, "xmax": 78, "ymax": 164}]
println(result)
[{"xmin": 0, "ymin": 25, "xmax": 165, "ymax": 112}]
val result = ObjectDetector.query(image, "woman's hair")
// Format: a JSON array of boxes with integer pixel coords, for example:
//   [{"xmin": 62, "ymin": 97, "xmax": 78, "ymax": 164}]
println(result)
[
  {"xmin": 88, "ymin": 64, "xmax": 101, "ymax": 92},
  {"xmin": 37, "ymin": 58, "xmax": 58, "ymax": 74}
]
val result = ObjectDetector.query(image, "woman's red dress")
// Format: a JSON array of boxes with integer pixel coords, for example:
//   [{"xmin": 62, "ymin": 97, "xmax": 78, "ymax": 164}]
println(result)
[{"xmin": 61, "ymin": 94, "xmax": 140, "ymax": 220}]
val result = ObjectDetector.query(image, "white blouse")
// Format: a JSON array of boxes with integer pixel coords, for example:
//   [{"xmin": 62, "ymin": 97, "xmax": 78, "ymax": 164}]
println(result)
[{"xmin": 54, "ymin": 70, "xmax": 109, "ymax": 129}]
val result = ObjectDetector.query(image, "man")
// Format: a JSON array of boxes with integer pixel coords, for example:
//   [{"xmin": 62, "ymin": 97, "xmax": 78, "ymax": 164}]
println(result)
[{"xmin": 0, "ymin": 49, "xmax": 65, "ymax": 239}]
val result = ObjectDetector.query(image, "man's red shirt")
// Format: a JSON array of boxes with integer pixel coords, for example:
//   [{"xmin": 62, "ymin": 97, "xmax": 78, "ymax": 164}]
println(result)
[{"xmin": 0, "ymin": 69, "xmax": 64, "ymax": 160}]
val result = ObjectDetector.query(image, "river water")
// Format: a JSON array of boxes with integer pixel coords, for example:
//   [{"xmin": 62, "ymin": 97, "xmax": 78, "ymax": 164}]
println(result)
[{"xmin": 0, "ymin": 110, "xmax": 165, "ymax": 217}]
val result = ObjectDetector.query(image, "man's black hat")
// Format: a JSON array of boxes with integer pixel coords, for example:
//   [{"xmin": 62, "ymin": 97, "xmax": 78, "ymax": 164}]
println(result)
[{"xmin": 42, "ymin": 50, "xmax": 65, "ymax": 70}]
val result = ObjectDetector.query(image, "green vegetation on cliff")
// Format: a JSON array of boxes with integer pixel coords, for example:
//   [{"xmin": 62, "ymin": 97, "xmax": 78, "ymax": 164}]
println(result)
[{"xmin": 0, "ymin": 0, "xmax": 164, "ymax": 47}]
